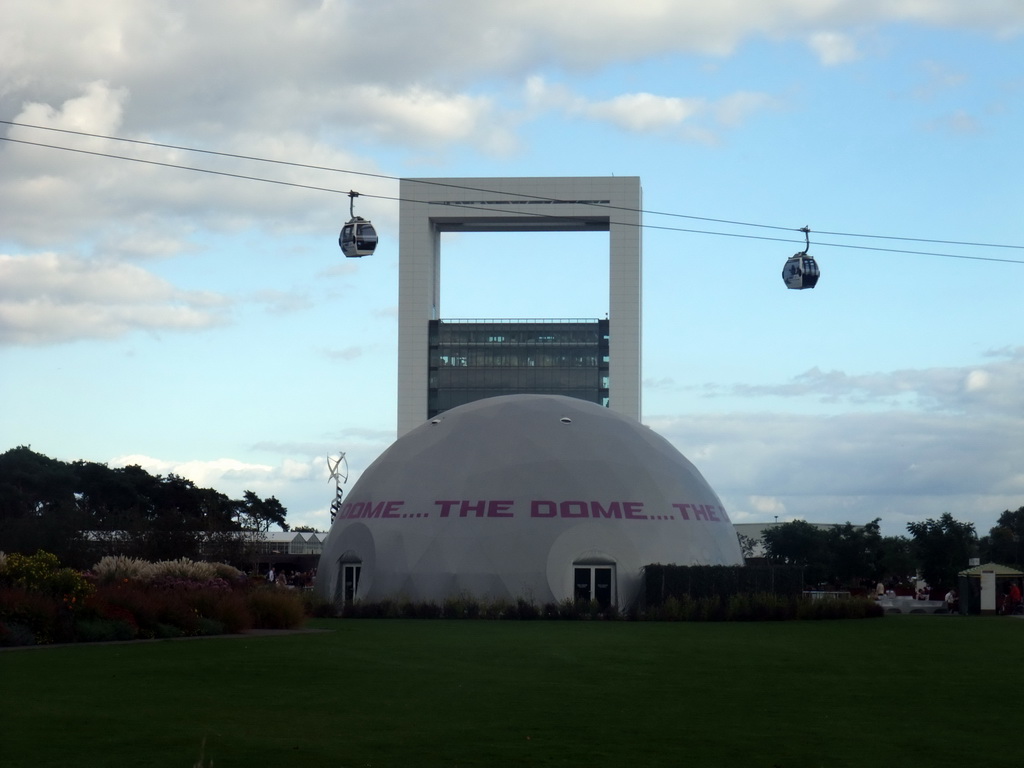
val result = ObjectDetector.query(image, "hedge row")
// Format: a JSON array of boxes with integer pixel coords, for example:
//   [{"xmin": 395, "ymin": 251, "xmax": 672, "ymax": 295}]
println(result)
[
  {"xmin": 642, "ymin": 564, "xmax": 805, "ymax": 606},
  {"xmin": 332, "ymin": 593, "xmax": 882, "ymax": 622}
]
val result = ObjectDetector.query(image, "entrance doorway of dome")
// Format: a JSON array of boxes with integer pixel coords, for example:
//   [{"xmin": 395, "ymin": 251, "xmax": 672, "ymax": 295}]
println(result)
[
  {"xmin": 574, "ymin": 564, "xmax": 615, "ymax": 609},
  {"xmin": 339, "ymin": 562, "xmax": 361, "ymax": 604}
]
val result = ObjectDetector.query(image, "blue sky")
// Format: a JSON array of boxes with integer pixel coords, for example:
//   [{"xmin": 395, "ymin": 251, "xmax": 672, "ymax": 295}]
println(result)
[{"xmin": 1, "ymin": 1, "xmax": 1022, "ymax": 537}]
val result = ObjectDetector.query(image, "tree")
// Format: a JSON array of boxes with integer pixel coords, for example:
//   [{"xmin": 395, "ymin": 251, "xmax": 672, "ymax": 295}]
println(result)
[
  {"xmin": 981, "ymin": 506, "xmax": 1024, "ymax": 568},
  {"xmin": 0, "ymin": 446, "xmax": 86, "ymax": 564},
  {"xmin": 236, "ymin": 490, "xmax": 289, "ymax": 535},
  {"xmin": 234, "ymin": 490, "xmax": 289, "ymax": 570},
  {"xmin": 906, "ymin": 513, "xmax": 977, "ymax": 592},
  {"xmin": 763, "ymin": 518, "xmax": 903, "ymax": 589},
  {"xmin": 762, "ymin": 521, "xmax": 832, "ymax": 586},
  {"xmin": 825, "ymin": 519, "xmax": 882, "ymax": 586},
  {"xmin": 0, "ymin": 447, "xmax": 289, "ymax": 566},
  {"xmin": 875, "ymin": 535, "xmax": 916, "ymax": 587}
]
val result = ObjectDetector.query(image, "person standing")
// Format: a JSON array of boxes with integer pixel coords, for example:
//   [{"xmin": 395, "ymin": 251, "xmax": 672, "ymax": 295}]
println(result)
[
  {"xmin": 944, "ymin": 588, "xmax": 957, "ymax": 614},
  {"xmin": 1008, "ymin": 581, "xmax": 1022, "ymax": 614}
]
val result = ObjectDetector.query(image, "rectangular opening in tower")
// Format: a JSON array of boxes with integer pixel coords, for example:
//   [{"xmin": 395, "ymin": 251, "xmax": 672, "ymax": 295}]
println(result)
[{"xmin": 439, "ymin": 231, "xmax": 609, "ymax": 319}]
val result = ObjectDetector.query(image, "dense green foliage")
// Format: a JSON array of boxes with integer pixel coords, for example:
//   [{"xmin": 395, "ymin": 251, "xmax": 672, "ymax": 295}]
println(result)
[
  {"xmin": 758, "ymin": 514, "xmax": 1015, "ymax": 593},
  {"xmin": 907, "ymin": 512, "xmax": 978, "ymax": 592},
  {"xmin": 761, "ymin": 518, "xmax": 914, "ymax": 587},
  {"xmin": 335, "ymin": 591, "xmax": 882, "ymax": 621},
  {"xmin": 979, "ymin": 505, "xmax": 1024, "ymax": 569},
  {"xmin": 3, "ymin": 617, "xmax": 1020, "ymax": 767},
  {"xmin": 0, "ymin": 446, "xmax": 288, "ymax": 566},
  {"xmin": 642, "ymin": 563, "xmax": 804, "ymax": 604}
]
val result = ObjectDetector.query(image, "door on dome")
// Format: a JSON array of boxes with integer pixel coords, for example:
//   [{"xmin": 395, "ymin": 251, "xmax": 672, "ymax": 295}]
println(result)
[
  {"xmin": 573, "ymin": 565, "xmax": 615, "ymax": 609},
  {"xmin": 341, "ymin": 563, "xmax": 361, "ymax": 604}
]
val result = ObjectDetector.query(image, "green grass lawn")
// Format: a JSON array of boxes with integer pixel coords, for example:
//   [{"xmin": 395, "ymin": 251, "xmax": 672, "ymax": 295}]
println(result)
[{"xmin": 3, "ymin": 615, "xmax": 1022, "ymax": 768}]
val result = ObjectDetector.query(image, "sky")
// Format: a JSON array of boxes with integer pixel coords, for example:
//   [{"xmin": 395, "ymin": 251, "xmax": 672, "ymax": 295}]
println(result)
[{"xmin": 1, "ymin": 1, "xmax": 1022, "ymax": 538}]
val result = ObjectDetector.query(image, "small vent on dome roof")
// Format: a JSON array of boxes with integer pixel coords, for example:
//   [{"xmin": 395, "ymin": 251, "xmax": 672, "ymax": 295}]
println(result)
[{"xmin": 559, "ymin": 417, "xmax": 572, "ymax": 424}]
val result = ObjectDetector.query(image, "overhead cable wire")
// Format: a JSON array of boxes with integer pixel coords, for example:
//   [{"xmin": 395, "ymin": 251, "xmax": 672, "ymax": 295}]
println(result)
[
  {"xmin": 2, "ymin": 120, "xmax": 1023, "ymax": 265},
  {"xmin": 8, "ymin": 118, "xmax": 1024, "ymax": 252}
]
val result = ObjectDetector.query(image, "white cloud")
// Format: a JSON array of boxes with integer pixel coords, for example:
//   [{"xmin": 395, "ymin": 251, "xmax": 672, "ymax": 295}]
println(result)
[
  {"xmin": 322, "ymin": 346, "xmax": 365, "ymax": 361},
  {"xmin": 578, "ymin": 92, "xmax": 705, "ymax": 132},
  {"xmin": 964, "ymin": 369, "xmax": 990, "ymax": 392},
  {"xmin": 0, "ymin": 82, "xmax": 394, "ymax": 253},
  {"xmin": 925, "ymin": 109, "xmax": 983, "ymax": 135},
  {"xmin": 640, "ymin": 352, "xmax": 1024, "ymax": 536},
  {"xmin": 14, "ymin": 80, "xmax": 129, "ymax": 134},
  {"xmin": 2, "ymin": 2, "xmax": 1020, "ymax": 120},
  {"xmin": 526, "ymin": 76, "xmax": 775, "ymax": 140},
  {"xmin": 2, "ymin": 0, "xmax": 1022, "ymax": 537},
  {"xmin": 0, "ymin": 252, "xmax": 229, "ymax": 344},
  {"xmin": 712, "ymin": 91, "xmax": 781, "ymax": 126},
  {"xmin": 106, "ymin": 445, "xmax": 392, "ymax": 532},
  {"xmin": 110, "ymin": 453, "xmax": 315, "ymax": 499},
  {"xmin": 250, "ymin": 289, "xmax": 313, "ymax": 315},
  {"xmin": 718, "ymin": 349, "xmax": 1024, "ymax": 416},
  {"xmin": 807, "ymin": 31, "xmax": 860, "ymax": 65},
  {"xmin": 920, "ymin": 60, "xmax": 968, "ymax": 91},
  {"xmin": 347, "ymin": 85, "xmax": 501, "ymax": 147},
  {"xmin": 1, "ymin": 1, "xmax": 1016, "ymax": 255},
  {"xmin": 650, "ymin": 407, "xmax": 1024, "ymax": 537}
]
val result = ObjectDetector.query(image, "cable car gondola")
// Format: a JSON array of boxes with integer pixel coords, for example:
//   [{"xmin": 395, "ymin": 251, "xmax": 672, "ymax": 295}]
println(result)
[
  {"xmin": 782, "ymin": 226, "xmax": 820, "ymax": 289},
  {"xmin": 339, "ymin": 191, "xmax": 378, "ymax": 258}
]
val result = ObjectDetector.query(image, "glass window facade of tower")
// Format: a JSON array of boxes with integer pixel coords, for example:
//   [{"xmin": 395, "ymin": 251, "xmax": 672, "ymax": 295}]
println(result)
[{"xmin": 427, "ymin": 319, "xmax": 610, "ymax": 419}]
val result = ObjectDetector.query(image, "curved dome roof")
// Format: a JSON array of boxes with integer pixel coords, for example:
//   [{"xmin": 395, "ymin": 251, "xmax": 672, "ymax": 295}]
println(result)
[{"xmin": 316, "ymin": 395, "xmax": 742, "ymax": 607}]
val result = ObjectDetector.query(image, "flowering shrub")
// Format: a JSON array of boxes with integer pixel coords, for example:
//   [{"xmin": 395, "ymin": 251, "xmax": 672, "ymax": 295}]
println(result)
[
  {"xmin": 1, "ymin": 550, "xmax": 93, "ymax": 604},
  {"xmin": 92, "ymin": 555, "xmax": 157, "ymax": 584},
  {"xmin": 150, "ymin": 557, "xmax": 219, "ymax": 582},
  {"xmin": 92, "ymin": 556, "xmax": 245, "ymax": 589},
  {"xmin": 0, "ymin": 551, "xmax": 303, "ymax": 645},
  {"xmin": 148, "ymin": 575, "xmax": 235, "ymax": 592},
  {"xmin": 212, "ymin": 562, "xmax": 246, "ymax": 583}
]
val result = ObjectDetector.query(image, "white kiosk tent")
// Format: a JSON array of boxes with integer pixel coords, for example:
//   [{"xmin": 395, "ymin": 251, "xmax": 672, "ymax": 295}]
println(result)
[{"xmin": 958, "ymin": 562, "xmax": 1024, "ymax": 615}]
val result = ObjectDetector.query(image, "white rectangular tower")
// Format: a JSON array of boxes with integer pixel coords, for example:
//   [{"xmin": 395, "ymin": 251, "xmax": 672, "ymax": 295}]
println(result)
[{"xmin": 398, "ymin": 176, "xmax": 642, "ymax": 436}]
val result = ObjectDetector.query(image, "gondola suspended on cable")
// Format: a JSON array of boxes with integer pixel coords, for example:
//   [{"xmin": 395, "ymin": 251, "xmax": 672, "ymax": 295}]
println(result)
[
  {"xmin": 782, "ymin": 226, "xmax": 820, "ymax": 289},
  {"xmin": 339, "ymin": 190, "xmax": 378, "ymax": 258}
]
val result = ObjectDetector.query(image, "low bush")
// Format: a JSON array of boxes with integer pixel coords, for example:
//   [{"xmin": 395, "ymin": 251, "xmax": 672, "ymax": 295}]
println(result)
[
  {"xmin": 196, "ymin": 617, "xmax": 227, "ymax": 636},
  {"xmin": 505, "ymin": 599, "xmax": 543, "ymax": 619},
  {"xmin": 0, "ymin": 585, "xmax": 66, "ymax": 643},
  {"xmin": 86, "ymin": 582, "xmax": 160, "ymax": 637},
  {"xmin": 443, "ymin": 594, "xmax": 482, "ymax": 619},
  {"xmin": 302, "ymin": 591, "xmax": 339, "ymax": 618},
  {"xmin": 155, "ymin": 622, "xmax": 186, "ymax": 639},
  {"xmin": 0, "ymin": 620, "xmax": 37, "ymax": 647},
  {"xmin": 335, "ymin": 593, "xmax": 884, "ymax": 622},
  {"xmin": 74, "ymin": 617, "xmax": 138, "ymax": 643},
  {"xmin": 187, "ymin": 589, "xmax": 252, "ymax": 633},
  {"xmin": 246, "ymin": 587, "xmax": 305, "ymax": 629}
]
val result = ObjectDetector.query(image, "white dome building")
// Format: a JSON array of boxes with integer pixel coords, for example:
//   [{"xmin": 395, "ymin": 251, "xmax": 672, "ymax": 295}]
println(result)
[{"xmin": 315, "ymin": 395, "xmax": 742, "ymax": 609}]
